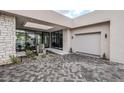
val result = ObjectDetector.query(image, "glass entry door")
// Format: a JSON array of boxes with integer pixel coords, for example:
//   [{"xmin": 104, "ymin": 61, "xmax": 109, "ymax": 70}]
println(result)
[{"xmin": 51, "ymin": 30, "xmax": 63, "ymax": 50}]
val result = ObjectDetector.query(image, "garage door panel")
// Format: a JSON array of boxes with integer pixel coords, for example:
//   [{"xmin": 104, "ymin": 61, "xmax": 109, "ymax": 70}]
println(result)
[{"xmin": 73, "ymin": 33, "xmax": 101, "ymax": 55}]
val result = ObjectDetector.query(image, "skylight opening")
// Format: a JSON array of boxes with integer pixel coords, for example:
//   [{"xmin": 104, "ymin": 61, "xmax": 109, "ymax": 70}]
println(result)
[{"xmin": 55, "ymin": 10, "xmax": 94, "ymax": 18}]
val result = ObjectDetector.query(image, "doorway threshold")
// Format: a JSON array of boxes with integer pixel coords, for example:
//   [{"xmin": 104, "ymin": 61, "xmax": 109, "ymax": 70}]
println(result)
[{"xmin": 46, "ymin": 48, "xmax": 68, "ymax": 55}]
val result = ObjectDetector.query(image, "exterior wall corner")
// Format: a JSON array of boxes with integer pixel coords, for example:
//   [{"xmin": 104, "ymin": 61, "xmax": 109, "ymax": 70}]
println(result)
[{"xmin": 0, "ymin": 14, "xmax": 16, "ymax": 65}]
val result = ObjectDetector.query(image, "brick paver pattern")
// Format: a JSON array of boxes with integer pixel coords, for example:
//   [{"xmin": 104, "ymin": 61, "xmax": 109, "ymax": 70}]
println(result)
[{"xmin": 0, "ymin": 53, "xmax": 124, "ymax": 82}]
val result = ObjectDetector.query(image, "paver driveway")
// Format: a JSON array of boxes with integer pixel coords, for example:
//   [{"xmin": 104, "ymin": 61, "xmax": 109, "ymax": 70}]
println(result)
[{"xmin": 0, "ymin": 53, "xmax": 124, "ymax": 82}]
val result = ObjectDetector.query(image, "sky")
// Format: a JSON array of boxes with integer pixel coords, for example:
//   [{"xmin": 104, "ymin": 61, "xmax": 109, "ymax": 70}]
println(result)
[{"xmin": 55, "ymin": 10, "xmax": 94, "ymax": 18}]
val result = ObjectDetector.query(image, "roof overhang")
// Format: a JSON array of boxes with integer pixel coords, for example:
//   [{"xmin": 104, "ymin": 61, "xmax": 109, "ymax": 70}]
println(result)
[
  {"xmin": 0, "ymin": 10, "xmax": 68, "ymax": 32},
  {"xmin": 2, "ymin": 10, "xmax": 72, "ymax": 28},
  {"xmin": 1, "ymin": 10, "xmax": 123, "ymax": 29}
]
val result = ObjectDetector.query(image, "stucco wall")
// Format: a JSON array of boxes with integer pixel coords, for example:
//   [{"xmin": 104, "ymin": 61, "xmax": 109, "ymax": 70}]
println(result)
[
  {"xmin": 63, "ymin": 29, "xmax": 71, "ymax": 52},
  {"xmin": 0, "ymin": 14, "xmax": 16, "ymax": 65},
  {"xmin": 71, "ymin": 10, "xmax": 124, "ymax": 63},
  {"xmin": 110, "ymin": 16, "xmax": 124, "ymax": 63},
  {"xmin": 71, "ymin": 22, "xmax": 110, "ymax": 59}
]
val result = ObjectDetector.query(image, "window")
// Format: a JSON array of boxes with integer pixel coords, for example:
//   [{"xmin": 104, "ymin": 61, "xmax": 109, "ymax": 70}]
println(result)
[
  {"xmin": 16, "ymin": 31, "xmax": 26, "ymax": 52},
  {"xmin": 26, "ymin": 32, "xmax": 36, "ymax": 50},
  {"xmin": 16, "ymin": 30, "xmax": 50, "ymax": 52},
  {"xmin": 51, "ymin": 30, "xmax": 63, "ymax": 50}
]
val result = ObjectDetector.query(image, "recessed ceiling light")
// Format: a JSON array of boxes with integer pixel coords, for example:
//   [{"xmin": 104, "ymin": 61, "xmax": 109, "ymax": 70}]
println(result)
[{"xmin": 24, "ymin": 22, "xmax": 53, "ymax": 30}]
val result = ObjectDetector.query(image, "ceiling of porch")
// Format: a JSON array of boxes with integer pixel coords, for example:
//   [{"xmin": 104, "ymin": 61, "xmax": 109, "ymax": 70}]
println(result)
[{"xmin": 16, "ymin": 15, "xmax": 68, "ymax": 32}]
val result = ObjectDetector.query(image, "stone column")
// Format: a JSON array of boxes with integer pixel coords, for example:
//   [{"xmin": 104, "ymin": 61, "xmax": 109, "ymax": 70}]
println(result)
[{"xmin": 0, "ymin": 14, "xmax": 16, "ymax": 65}]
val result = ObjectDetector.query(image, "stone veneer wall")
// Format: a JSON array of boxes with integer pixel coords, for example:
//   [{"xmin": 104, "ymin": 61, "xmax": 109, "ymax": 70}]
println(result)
[{"xmin": 0, "ymin": 14, "xmax": 16, "ymax": 65}]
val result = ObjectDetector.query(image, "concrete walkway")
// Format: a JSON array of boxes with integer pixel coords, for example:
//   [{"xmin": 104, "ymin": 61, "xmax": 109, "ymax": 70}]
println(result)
[
  {"xmin": 46, "ymin": 48, "xmax": 68, "ymax": 55},
  {"xmin": 0, "ymin": 53, "xmax": 124, "ymax": 82}
]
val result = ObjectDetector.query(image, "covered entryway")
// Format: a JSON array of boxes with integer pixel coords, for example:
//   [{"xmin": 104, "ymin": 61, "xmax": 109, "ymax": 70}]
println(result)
[
  {"xmin": 13, "ymin": 12, "xmax": 66, "ymax": 51},
  {"xmin": 74, "ymin": 32, "xmax": 101, "ymax": 56}
]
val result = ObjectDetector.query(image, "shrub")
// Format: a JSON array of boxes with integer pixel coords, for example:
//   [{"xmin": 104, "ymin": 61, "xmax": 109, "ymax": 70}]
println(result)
[
  {"xmin": 9, "ymin": 55, "xmax": 21, "ymax": 64},
  {"xmin": 41, "ymin": 54, "xmax": 46, "ymax": 58},
  {"xmin": 25, "ymin": 50, "xmax": 36, "ymax": 60}
]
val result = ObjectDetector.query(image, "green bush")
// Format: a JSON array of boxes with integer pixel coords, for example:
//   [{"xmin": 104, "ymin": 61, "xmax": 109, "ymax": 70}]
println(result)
[
  {"xmin": 25, "ymin": 50, "xmax": 36, "ymax": 60},
  {"xmin": 41, "ymin": 54, "xmax": 46, "ymax": 58},
  {"xmin": 9, "ymin": 55, "xmax": 21, "ymax": 64}
]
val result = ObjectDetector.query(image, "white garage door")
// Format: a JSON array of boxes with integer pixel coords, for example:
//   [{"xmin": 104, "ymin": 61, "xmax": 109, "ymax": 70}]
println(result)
[{"xmin": 74, "ymin": 33, "xmax": 101, "ymax": 55}]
